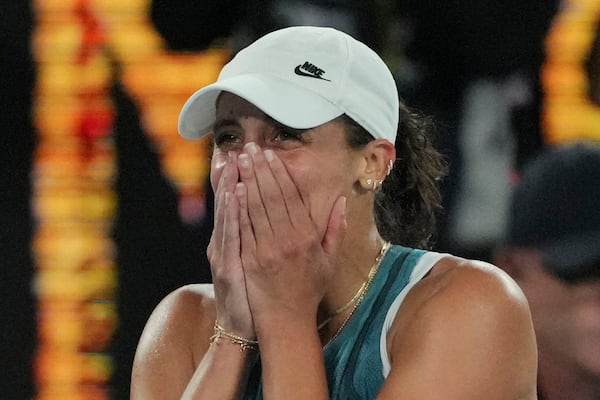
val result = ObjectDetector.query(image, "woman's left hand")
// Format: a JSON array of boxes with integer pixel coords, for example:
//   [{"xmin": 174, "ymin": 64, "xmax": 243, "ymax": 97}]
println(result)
[{"xmin": 235, "ymin": 143, "xmax": 347, "ymax": 332}]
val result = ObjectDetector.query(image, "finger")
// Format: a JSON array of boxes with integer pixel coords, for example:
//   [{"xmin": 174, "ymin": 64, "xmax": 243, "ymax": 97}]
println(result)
[
  {"xmin": 237, "ymin": 146, "xmax": 273, "ymax": 242},
  {"xmin": 263, "ymin": 149, "xmax": 310, "ymax": 229},
  {"xmin": 235, "ymin": 182, "xmax": 258, "ymax": 269},
  {"xmin": 322, "ymin": 196, "xmax": 347, "ymax": 257},
  {"xmin": 217, "ymin": 190, "xmax": 253, "ymax": 336},
  {"xmin": 222, "ymin": 191, "xmax": 241, "ymax": 267},
  {"xmin": 245, "ymin": 144, "xmax": 293, "ymax": 236},
  {"xmin": 212, "ymin": 153, "xmax": 239, "ymax": 247},
  {"xmin": 224, "ymin": 151, "xmax": 240, "ymax": 192},
  {"xmin": 210, "ymin": 157, "xmax": 229, "ymax": 251},
  {"xmin": 209, "ymin": 151, "xmax": 230, "ymax": 192}
]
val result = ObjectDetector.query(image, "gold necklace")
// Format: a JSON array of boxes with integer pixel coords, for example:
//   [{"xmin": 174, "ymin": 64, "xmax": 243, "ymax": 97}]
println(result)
[
  {"xmin": 320, "ymin": 241, "xmax": 391, "ymax": 342},
  {"xmin": 317, "ymin": 280, "xmax": 367, "ymax": 331}
]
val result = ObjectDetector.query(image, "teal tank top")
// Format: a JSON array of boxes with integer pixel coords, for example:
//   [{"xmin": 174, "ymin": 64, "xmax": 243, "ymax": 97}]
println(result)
[{"xmin": 244, "ymin": 245, "xmax": 428, "ymax": 399}]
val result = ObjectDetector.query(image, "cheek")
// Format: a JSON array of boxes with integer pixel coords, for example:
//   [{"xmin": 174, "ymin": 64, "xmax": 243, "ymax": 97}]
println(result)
[{"xmin": 285, "ymin": 157, "xmax": 349, "ymax": 234}]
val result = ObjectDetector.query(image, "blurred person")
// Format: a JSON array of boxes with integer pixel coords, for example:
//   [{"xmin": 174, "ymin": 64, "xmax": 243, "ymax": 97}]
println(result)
[
  {"xmin": 388, "ymin": 0, "xmax": 559, "ymax": 259},
  {"xmin": 494, "ymin": 142, "xmax": 600, "ymax": 400},
  {"xmin": 131, "ymin": 26, "xmax": 537, "ymax": 399}
]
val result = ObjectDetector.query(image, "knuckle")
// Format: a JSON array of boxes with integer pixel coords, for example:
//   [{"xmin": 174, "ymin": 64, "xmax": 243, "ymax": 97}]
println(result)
[
  {"xmin": 297, "ymin": 232, "xmax": 319, "ymax": 251},
  {"xmin": 280, "ymin": 239, "xmax": 299, "ymax": 257},
  {"xmin": 256, "ymin": 247, "xmax": 276, "ymax": 267}
]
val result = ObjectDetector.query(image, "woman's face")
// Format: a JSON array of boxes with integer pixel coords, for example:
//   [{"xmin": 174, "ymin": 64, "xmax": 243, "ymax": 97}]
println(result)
[{"xmin": 210, "ymin": 92, "xmax": 362, "ymax": 237}]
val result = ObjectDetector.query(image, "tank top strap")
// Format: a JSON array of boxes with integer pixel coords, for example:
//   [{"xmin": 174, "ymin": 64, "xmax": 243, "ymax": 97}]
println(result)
[{"xmin": 380, "ymin": 251, "xmax": 449, "ymax": 377}]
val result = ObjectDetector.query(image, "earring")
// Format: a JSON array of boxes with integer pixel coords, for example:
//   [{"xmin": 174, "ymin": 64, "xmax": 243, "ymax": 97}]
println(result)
[{"xmin": 366, "ymin": 178, "xmax": 374, "ymax": 189}]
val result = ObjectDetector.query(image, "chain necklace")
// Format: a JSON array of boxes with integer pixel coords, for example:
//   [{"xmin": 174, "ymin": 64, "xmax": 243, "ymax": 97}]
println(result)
[
  {"xmin": 317, "ymin": 281, "xmax": 367, "ymax": 331},
  {"xmin": 320, "ymin": 241, "xmax": 391, "ymax": 344}
]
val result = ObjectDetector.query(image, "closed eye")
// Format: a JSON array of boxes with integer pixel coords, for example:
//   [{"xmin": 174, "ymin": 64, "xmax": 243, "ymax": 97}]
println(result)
[
  {"xmin": 212, "ymin": 119, "xmax": 243, "ymax": 149},
  {"xmin": 268, "ymin": 118, "xmax": 308, "ymax": 144},
  {"xmin": 274, "ymin": 128, "xmax": 304, "ymax": 142},
  {"xmin": 213, "ymin": 132, "xmax": 240, "ymax": 147}
]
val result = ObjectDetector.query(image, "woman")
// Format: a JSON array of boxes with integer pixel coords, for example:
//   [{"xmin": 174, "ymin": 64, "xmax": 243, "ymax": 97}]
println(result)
[{"xmin": 131, "ymin": 26, "xmax": 538, "ymax": 399}]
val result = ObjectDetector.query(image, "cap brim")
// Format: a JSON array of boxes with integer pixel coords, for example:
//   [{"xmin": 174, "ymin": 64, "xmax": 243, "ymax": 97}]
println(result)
[
  {"xmin": 178, "ymin": 73, "xmax": 344, "ymax": 140},
  {"xmin": 538, "ymin": 230, "xmax": 600, "ymax": 279}
]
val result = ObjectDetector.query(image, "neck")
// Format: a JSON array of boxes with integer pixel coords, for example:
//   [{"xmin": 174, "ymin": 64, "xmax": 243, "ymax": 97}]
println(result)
[
  {"xmin": 537, "ymin": 347, "xmax": 600, "ymax": 400},
  {"xmin": 317, "ymin": 225, "xmax": 385, "ymax": 341}
]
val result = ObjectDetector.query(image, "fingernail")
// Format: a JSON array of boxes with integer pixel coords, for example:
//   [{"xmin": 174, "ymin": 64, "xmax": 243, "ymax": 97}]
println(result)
[
  {"xmin": 225, "ymin": 191, "xmax": 230, "ymax": 205},
  {"xmin": 238, "ymin": 153, "xmax": 250, "ymax": 168},
  {"xmin": 245, "ymin": 142, "xmax": 258, "ymax": 155},
  {"xmin": 264, "ymin": 149, "xmax": 274, "ymax": 163},
  {"xmin": 214, "ymin": 156, "xmax": 227, "ymax": 170},
  {"xmin": 235, "ymin": 182, "xmax": 245, "ymax": 193},
  {"xmin": 213, "ymin": 151, "xmax": 229, "ymax": 169}
]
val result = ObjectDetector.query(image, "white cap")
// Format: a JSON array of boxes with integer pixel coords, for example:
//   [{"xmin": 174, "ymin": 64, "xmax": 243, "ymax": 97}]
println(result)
[{"xmin": 178, "ymin": 26, "xmax": 399, "ymax": 144}]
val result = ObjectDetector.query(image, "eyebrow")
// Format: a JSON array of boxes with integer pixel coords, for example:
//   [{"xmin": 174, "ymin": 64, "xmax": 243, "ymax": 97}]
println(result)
[
  {"xmin": 212, "ymin": 118, "xmax": 240, "ymax": 133},
  {"xmin": 265, "ymin": 116, "xmax": 309, "ymax": 135},
  {"xmin": 213, "ymin": 115, "xmax": 309, "ymax": 136}
]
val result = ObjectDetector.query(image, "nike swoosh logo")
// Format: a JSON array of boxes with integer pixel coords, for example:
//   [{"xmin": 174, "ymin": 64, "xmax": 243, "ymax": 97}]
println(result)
[{"xmin": 294, "ymin": 65, "xmax": 331, "ymax": 81}]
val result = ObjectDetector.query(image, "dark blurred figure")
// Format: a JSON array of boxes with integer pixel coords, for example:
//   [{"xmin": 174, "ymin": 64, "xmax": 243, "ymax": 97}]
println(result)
[
  {"xmin": 389, "ymin": 0, "xmax": 559, "ymax": 259},
  {"xmin": 494, "ymin": 142, "xmax": 600, "ymax": 400},
  {"xmin": 0, "ymin": 2, "xmax": 36, "ymax": 398}
]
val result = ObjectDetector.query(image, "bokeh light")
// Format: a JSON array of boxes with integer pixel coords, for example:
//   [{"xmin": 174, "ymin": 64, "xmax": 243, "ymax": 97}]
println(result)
[{"xmin": 31, "ymin": 0, "xmax": 226, "ymax": 397}]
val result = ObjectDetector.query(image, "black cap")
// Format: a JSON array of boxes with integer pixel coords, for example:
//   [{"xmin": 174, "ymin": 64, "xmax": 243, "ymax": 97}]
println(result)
[{"xmin": 507, "ymin": 142, "xmax": 600, "ymax": 281}]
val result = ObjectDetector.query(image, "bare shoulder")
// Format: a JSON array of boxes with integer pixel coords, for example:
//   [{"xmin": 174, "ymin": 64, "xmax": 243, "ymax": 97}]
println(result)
[
  {"xmin": 154, "ymin": 283, "xmax": 216, "ymax": 323},
  {"xmin": 402, "ymin": 255, "xmax": 529, "ymax": 316},
  {"xmin": 380, "ymin": 255, "xmax": 538, "ymax": 400},
  {"xmin": 396, "ymin": 255, "xmax": 536, "ymax": 343},
  {"xmin": 131, "ymin": 284, "xmax": 217, "ymax": 398},
  {"xmin": 424, "ymin": 255, "xmax": 531, "ymax": 311},
  {"xmin": 136, "ymin": 283, "xmax": 216, "ymax": 358}
]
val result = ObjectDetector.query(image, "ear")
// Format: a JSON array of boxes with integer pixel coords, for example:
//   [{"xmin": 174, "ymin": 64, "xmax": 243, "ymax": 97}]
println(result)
[{"xmin": 357, "ymin": 139, "xmax": 396, "ymax": 191}]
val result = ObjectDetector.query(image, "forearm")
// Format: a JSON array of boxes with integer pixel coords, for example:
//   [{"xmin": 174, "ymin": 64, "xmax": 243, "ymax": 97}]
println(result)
[
  {"xmin": 258, "ymin": 317, "xmax": 329, "ymax": 400},
  {"xmin": 181, "ymin": 340, "xmax": 257, "ymax": 400}
]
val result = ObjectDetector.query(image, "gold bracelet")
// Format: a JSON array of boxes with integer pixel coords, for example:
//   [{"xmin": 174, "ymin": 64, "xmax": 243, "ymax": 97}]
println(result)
[{"xmin": 210, "ymin": 322, "xmax": 258, "ymax": 352}]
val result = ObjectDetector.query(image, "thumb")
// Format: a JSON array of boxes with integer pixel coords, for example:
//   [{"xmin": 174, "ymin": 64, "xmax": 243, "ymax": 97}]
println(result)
[{"xmin": 322, "ymin": 196, "xmax": 347, "ymax": 256}]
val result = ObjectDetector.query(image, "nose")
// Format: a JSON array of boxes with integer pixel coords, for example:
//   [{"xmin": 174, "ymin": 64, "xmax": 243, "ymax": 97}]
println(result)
[
  {"xmin": 241, "ymin": 129, "xmax": 267, "ymax": 148},
  {"xmin": 220, "ymin": 141, "xmax": 264, "ymax": 162}
]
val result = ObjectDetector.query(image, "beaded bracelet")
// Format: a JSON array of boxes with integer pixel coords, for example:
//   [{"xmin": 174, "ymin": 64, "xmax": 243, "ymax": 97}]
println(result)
[{"xmin": 210, "ymin": 322, "xmax": 258, "ymax": 352}]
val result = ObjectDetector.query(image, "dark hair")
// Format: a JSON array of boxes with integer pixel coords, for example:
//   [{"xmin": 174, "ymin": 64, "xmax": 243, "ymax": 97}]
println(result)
[{"xmin": 340, "ymin": 102, "xmax": 448, "ymax": 249}]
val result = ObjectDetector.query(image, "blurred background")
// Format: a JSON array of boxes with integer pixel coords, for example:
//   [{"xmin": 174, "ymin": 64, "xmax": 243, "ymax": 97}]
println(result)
[{"xmin": 1, "ymin": 0, "xmax": 598, "ymax": 399}]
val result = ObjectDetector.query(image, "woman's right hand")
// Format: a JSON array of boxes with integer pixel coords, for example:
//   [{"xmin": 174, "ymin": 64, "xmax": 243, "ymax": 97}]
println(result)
[{"xmin": 207, "ymin": 151, "xmax": 255, "ymax": 338}]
